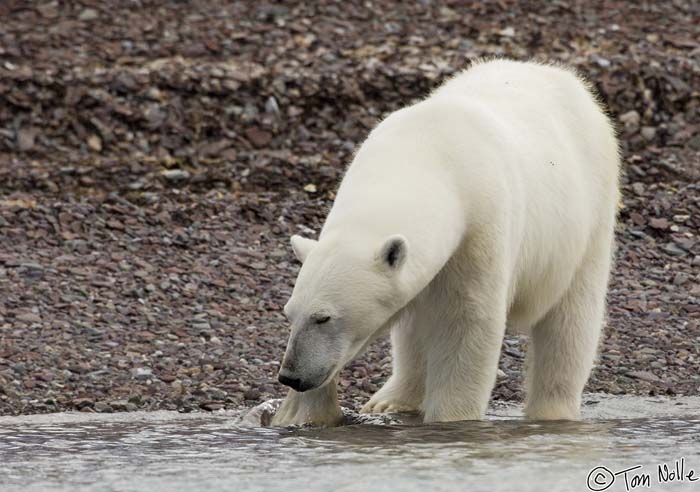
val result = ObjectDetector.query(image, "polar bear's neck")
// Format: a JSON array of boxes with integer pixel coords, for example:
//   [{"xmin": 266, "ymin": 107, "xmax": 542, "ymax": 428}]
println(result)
[{"xmin": 321, "ymin": 118, "xmax": 468, "ymax": 301}]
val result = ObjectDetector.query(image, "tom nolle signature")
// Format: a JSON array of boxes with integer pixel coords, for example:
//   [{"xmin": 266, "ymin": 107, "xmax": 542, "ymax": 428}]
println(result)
[{"xmin": 587, "ymin": 458, "xmax": 699, "ymax": 491}]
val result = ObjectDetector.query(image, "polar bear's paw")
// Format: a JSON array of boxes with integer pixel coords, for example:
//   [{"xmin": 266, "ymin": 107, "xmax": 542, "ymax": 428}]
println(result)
[
  {"xmin": 270, "ymin": 386, "xmax": 344, "ymax": 427},
  {"xmin": 360, "ymin": 399, "xmax": 419, "ymax": 414},
  {"xmin": 360, "ymin": 383, "xmax": 422, "ymax": 415},
  {"xmin": 271, "ymin": 403, "xmax": 343, "ymax": 427}
]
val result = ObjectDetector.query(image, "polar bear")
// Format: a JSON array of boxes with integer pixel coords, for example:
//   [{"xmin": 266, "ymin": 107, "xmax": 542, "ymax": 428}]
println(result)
[{"xmin": 272, "ymin": 59, "xmax": 619, "ymax": 426}]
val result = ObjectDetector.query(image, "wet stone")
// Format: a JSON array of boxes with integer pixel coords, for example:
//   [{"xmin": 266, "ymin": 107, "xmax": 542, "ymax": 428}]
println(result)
[
  {"xmin": 199, "ymin": 402, "xmax": 224, "ymax": 411},
  {"xmin": 72, "ymin": 398, "xmax": 94, "ymax": 409},
  {"xmin": 94, "ymin": 402, "xmax": 113, "ymax": 413},
  {"xmin": 243, "ymin": 389, "xmax": 261, "ymax": 401},
  {"xmin": 110, "ymin": 400, "xmax": 138, "ymax": 412},
  {"xmin": 627, "ymin": 371, "xmax": 662, "ymax": 383}
]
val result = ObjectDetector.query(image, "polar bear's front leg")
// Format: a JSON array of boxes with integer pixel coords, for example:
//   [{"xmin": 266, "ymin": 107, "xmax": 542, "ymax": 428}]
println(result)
[
  {"xmin": 421, "ymin": 254, "xmax": 508, "ymax": 423},
  {"xmin": 361, "ymin": 311, "xmax": 425, "ymax": 414},
  {"xmin": 422, "ymin": 312, "xmax": 506, "ymax": 422},
  {"xmin": 271, "ymin": 374, "xmax": 343, "ymax": 427}
]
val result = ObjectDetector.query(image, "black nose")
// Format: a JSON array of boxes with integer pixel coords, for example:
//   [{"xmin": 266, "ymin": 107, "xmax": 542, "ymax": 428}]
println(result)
[
  {"xmin": 278, "ymin": 373, "xmax": 316, "ymax": 392},
  {"xmin": 278, "ymin": 373, "xmax": 304, "ymax": 391}
]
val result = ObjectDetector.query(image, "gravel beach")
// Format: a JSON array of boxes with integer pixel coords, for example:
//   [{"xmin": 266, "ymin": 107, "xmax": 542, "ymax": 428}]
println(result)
[{"xmin": 0, "ymin": 1, "xmax": 698, "ymax": 416}]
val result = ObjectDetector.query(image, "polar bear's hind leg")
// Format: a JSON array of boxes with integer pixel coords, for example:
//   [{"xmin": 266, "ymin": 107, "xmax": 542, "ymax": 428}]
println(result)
[{"xmin": 524, "ymin": 229, "xmax": 613, "ymax": 420}]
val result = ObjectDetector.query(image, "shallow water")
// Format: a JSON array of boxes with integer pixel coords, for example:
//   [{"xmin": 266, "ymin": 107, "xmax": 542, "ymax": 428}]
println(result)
[{"xmin": 1, "ymin": 395, "xmax": 700, "ymax": 492}]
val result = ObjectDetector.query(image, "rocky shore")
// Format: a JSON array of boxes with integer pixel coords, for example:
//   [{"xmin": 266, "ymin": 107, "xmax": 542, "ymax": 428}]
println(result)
[{"xmin": 0, "ymin": 1, "xmax": 698, "ymax": 415}]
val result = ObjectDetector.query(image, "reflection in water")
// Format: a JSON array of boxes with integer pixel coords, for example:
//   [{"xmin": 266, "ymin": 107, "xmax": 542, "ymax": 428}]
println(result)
[{"xmin": 1, "ymin": 396, "xmax": 700, "ymax": 492}]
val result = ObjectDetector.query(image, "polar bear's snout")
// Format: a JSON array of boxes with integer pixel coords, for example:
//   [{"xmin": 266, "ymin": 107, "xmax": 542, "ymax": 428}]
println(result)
[
  {"xmin": 278, "ymin": 350, "xmax": 311, "ymax": 391},
  {"xmin": 277, "ymin": 372, "xmax": 314, "ymax": 392},
  {"xmin": 277, "ymin": 362, "xmax": 330, "ymax": 392},
  {"xmin": 277, "ymin": 328, "xmax": 341, "ymax": 392}
]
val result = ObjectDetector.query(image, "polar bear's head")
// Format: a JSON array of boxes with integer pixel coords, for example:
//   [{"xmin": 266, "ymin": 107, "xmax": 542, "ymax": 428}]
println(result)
[{"xmin": 277, "ymin": 233, "xmax": 409, "ymax": 392}]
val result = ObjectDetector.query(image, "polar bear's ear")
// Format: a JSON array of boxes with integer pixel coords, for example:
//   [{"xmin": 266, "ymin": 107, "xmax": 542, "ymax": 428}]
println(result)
[
  {"xmin": 377, "ymin": 235, "xmax": 408, "ymax": 271},
  {"xmin": 290, "ymin": 235, "xmax": 317, "ymax": 263}
]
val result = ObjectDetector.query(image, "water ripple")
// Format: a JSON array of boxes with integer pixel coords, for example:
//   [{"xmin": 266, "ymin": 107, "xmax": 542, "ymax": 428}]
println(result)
[{"xmin": 1, "ymin": 396, "xmax": 699, "ymax": 492}]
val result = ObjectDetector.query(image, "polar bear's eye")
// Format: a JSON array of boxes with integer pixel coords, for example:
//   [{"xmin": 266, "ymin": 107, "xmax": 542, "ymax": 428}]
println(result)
[{"xmin": 314, "ymin": 315, "xmax": 331, "ymax": 325}]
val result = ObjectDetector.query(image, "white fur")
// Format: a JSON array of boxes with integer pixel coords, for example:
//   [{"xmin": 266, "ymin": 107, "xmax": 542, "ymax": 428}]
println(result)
[
  {"xmin": 271, "ymin": 374, "xmax": 343, "ymax": 427},
  {"xmin": 274, "ymin": 59, "xmax": 619, "ymax": 425}
]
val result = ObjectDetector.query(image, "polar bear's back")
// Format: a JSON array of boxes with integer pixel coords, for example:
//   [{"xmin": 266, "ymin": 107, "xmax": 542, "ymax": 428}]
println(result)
[
  {"xmin": 433, "ymin": 58, "xmax": 619, "ymax": 220},
  {"xmin": 439, "ymin": 58, "xmax": 593, "ymax": 93},
  {"xmin": 437, "ymin": 59, "xmax": 604, "ymax": 118},
  {"xmin": 437, "ymin": 59, "xmax": 616, "ymax": 150},
  {"xmin": 435, "ymin": 59, "xmax": 618, "ymax": 171}
]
